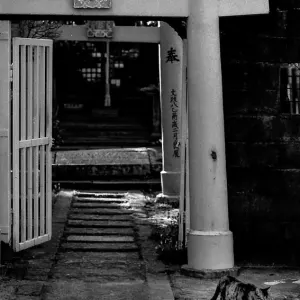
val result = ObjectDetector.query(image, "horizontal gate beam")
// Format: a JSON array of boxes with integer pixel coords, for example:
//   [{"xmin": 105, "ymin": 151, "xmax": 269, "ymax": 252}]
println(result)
[
  {"xmin": 57, "ymin": 25, "xmax": 160, "ymax": 43},
  {"xmin": 219, "ymin": 0, "xmax": 269, "ymax": 16},
  {"xmin": 0, "ymin": 0, "xmax": 269, "ymax": 17},
  {"xmin": 19, "ymin": 137, "xmax": 50, "ymax": 149},
  {"xmin": 0, "ymin": 0, "xmax": 188, "ymax": 17}
]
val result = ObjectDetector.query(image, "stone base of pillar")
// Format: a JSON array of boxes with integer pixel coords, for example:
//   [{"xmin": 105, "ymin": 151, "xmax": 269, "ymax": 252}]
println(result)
[
  {"xmin": 161, "ymin": 170, "xmax": 180, "ymax": 196},
  {"xmin": 181, "ymin": 230, "xmax": 236, "ymax": 278},
  {"xmin": 181, "ymin": 265, "xmax": 239, "ymax": 279}
]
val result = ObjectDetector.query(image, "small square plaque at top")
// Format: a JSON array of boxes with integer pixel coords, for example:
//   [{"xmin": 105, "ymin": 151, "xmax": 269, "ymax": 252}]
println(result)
[{"xmin": 74, "ymin": 0, "xmax": 112, "ymax": 9}]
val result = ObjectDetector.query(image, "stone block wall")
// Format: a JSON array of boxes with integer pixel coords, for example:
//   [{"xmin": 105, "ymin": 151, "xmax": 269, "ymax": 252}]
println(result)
[{"xmin": 220, "ymin": 1, "xmax": 300, "ymax": 265}]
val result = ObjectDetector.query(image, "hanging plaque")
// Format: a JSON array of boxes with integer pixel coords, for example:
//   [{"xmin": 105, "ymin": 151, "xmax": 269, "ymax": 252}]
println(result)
[
  {"xmin": 87, "ymin": 21, "xmax": 114, "ymax": 38},
  {"xmin": 74, "ymin": 0, "xmax": 112, "ymax": 9}
]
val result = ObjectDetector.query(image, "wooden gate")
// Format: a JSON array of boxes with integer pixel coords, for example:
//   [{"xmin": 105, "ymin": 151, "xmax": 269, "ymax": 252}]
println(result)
[{"xmin": 12, "ymin": 38, "xmax": 53, "ymax": 252}]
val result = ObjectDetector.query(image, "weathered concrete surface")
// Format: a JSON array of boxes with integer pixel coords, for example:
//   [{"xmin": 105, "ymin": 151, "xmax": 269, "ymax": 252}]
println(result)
[
  {"xmin": 66, "ymin": 235, "xmax": 135, "ymax": 242},
  {"xmin": 69, "ymin": 208, "xmax": 133, "ymax": 215},
  {"xmin": 54, "ymin": 148, "xmax": 150, "ymax": 165},
  {"xmin": 0, "ymin": 190, "xmax": 175, "ymax": 300},
  {"xmin": 67, "ymin": 220, "xmax": 134, "ymax": 227},
  {"xmin": 72, "ymin": 202, "xmax": 125, "ymax": 208},
  {"xmin": 65, "ymin": 227, "xmax": 135, "ymax": 236},
  {"xmin": 43, "ymin": 281, "xmax": 150, "ymax": 300},
  {"xmin": 68, "ymin": 214, "xmax": 132, "ymax": 221},
  {"xmin": 170, "ymin": 268, "xmax": 300, "ymax": 300},
  {"xmin": 74, "ymin": 197, "xmax": 127, "ymax": 203}
]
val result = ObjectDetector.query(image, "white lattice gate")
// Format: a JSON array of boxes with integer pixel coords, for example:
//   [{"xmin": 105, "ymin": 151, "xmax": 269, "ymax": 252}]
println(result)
[{"xmin": 12, "ymin": 38, "xmax": 53, "ymax": 252}]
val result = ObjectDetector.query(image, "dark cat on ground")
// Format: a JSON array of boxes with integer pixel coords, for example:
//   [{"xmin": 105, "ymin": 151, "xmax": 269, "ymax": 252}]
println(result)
[{"xmin": 211, "ymin": 276, "xmax": 272, "ymax": 300}]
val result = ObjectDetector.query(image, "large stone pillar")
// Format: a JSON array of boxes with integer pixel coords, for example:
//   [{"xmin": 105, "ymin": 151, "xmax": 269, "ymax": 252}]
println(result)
[
  {"xmin": 158, "ymin": 22, "xmax": 184, "ymax": 202},
  {"xmin": 182, "ymin": 0, "xmax": 235, "ymax": 274}
]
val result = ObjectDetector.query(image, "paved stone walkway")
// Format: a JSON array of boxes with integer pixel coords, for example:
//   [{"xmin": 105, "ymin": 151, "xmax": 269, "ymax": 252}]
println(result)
[{"xmin": 0, "ymin": 190, "xmax": 174, "ymax": 300}]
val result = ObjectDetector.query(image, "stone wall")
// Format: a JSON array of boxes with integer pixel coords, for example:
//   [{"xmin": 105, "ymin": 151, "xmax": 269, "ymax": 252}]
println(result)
[{"xmin": 220, "ymin": 1, "xmax": 300, "ymax": 265}]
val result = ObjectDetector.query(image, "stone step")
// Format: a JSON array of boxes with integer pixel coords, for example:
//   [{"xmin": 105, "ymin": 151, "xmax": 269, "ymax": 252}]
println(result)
[
  {"xmin": 75, "ymin": 192, "xmax": 126, "ymax": 198},
  {"xmin": 67, "ymin": 220, "xmax": 134, "ymax": 228},
  {"xmin": 70, "ymin": 208, "xmax": 133, "ymax": 215},
  {"xmin": 66, "ymin": 235, "xmax": 135, "ymax": 243},
  {"xmin": 55, "ymin": 179, "xmax": 162, "ymax": 192},
  {"xmin": 56, "ymin": 251, "xmax": 140, "ymax": 261},
  {"xmin": 68, "ymin": 214, "xmax": 132, "ymax": 221},
  {"xmin": 72, "ymin": 202, "xmax": 126, "ymax": 209},
  {"xmin": 61, "ymin": 242, "xmax": 139, "ymax": 252},
  {"xmin": 74, "ymin": 197, "xmax": 127, "ymax": 203},
  {"xmin": 53, "ymin": 164, "xmax": 152, "ymax": 181},
  {"xmin": 60, "ymin": 121, "xmax": 147, "ymax": 131},
  {"xmin": 62, "ymin": 130, "xmax": 150, "ymax": 138},
  {"xmin": 65, "ymin": 227, "xmax": 135, "ymax": 236}
]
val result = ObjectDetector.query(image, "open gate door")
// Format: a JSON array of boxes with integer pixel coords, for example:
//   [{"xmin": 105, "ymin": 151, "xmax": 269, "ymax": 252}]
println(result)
[{"xmin": 12, "ymin": 38, "xmax": 53, "ymax": 252}]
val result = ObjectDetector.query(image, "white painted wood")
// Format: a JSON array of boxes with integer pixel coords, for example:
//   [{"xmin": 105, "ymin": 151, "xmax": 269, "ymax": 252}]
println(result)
[
  {"xmin": 219, "ymin": 0, "xmax": 269, "ymax": 16},
  {"xmin": 39, "ymin": 46, "xmax": 46, "ymax": 236},
  {"xmin": 19, "ymin": 137, "xmax": 50, "ymax": 148},
  {"xmin": 33, "ymin": 45, "xmax": 40, "ymax": 239},
  {"xmin": 20, "ymin": 45, "xmax": 27, "ymax": 243},
  {"xmin": 159, "ymin": 22, "xmax": 183, "ymax": 199},
  {"xmin": 27, "ymin": 45, "xmax": 33, "ymax": 240},
  {"xmin": 12, "ymin": 39, "xmax": 21, "ymax": 250},
  {"xmin": 18, "ymin": 234, "xmax": 51, "ymax": 251},
  {"xmin": 57, "ymin": 25, "xmax": 160, "ymax": 43},
  {"xmin": 0, "ymin": 21, "xmax": 11, "ymax": 244},
  {"xmin": 0, "ymin": 0, "xmax": 188, "ymax": 17},
  {"xmin": 45, "ymin": 44, "xmax": 53, "ymax": 237},
  {"xmin": 11, "ymin": 38, "xmax": 53, "ymax": 251}
]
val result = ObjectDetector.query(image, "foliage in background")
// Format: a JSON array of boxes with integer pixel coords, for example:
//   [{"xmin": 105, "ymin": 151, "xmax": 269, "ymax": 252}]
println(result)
[
  {"xmin": 18, "ymin": 20, "xmax": 62, "ymax": 39},
  {"xmin": 52, "ymin": 119, "xmax": 63, "ymax": 149}
]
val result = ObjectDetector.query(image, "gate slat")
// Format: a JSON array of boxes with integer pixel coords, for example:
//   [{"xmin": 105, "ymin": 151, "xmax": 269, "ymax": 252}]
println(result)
[
  {"xmin": 39, "ymin": 46, "xmax": 46, "ymax": 236},
  {"xmin": 27, "ymin": 45, "xmax": 33, "ymax": 240},
  {"xmin": 12, "ymin": 41, "xmax": 20, "ymax": 250},
  {"xmin": 45, "ymin": 45, "xmax": 53, "ymax": 236},
  {"xmin": 20, "ymin": 45, "xmax": 27, "ymax": 243},
  {"xmin": 33, "ymin": 45, "xmax": 40, "ymax": 238}
]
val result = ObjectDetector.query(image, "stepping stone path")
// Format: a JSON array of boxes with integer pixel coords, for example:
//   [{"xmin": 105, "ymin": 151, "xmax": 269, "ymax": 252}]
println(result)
[{"xmin": 45, "ymin": 191, "xmax": 150, "ymax": 299}]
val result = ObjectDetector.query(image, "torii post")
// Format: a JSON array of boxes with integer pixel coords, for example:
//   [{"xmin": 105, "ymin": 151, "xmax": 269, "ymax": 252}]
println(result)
[
  {"xmin": 183, "ymin": 0, "xmax": 269, "ymax": 275},
  {"xmin": 0, "ymin": 0, "xmax": 269, "ymax": 274}
]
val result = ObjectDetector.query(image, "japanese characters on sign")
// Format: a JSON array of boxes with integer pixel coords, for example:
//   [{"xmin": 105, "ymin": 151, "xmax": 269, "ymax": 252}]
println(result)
[
  {"xmin": 166, "ymin": 47, "xmax": 180, "ymax": 64},
  {"xmin": 74, "ymin": 0, "xmax": 112, "ymax": 9},
  {"xmin": 170, "ymin": 89, "xmax": 180, "ymax": 158},
  {"xmin": 87, "ymin": 20, "xmax": 114, "ymax": 38}
]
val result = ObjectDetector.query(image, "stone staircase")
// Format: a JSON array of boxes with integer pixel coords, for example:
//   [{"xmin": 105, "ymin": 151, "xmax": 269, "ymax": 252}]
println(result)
[
  {"xmin": 49, "ymin": 191, "xmax": 148, "ymax": 290},
  {"xmin": 57, "ymin": 112, "xmax": 155, "ymax": 150},
  {"xmin": 61, "ymin": 192, "xmax": 139, "ymax": 252}
]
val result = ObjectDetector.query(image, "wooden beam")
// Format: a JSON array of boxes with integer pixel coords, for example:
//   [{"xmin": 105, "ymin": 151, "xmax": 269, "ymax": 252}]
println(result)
[
  {"xmin": 0, "ymin": 0, "xmax": 188, "ymax": 17},
  {"xmin": 218, "ymin": 0, "xmax": 269, "ymax": 16},
  {"xmin": 57, "ymin": 25, "xmax": 160, "ymax": 43},
  {"xmin": 0, "ymin": 21, "xmax": 11, "ymax": 244}
]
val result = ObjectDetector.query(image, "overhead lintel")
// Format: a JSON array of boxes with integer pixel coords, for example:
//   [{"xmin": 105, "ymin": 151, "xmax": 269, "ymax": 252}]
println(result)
[
  {"xmin": 57, "ymin": 25, "xmax": 160, "ymax": 43},
  {"xmin": 218, "ymin": 0, "xmax": 269, "ymax": 17},
  {"xmin": 0, "ymin": 0, "xmax": 188, "ymax": 17}
]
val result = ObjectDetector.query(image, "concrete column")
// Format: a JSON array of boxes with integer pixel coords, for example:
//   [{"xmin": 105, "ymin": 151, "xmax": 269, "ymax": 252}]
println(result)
[
  {"xmin": 0, "ymin": 21, "xmax": 11, "ymax": 245},
  {"xmin": 158, "ymin": 22, "xmax": 184, "ymax": 201},
  {"xmin": 183, "ymin": 0, "xmax": 234, "ymax": 273}
]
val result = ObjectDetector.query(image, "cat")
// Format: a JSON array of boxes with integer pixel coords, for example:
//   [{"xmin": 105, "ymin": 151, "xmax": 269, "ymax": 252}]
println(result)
[{"xmin": 211, "ymin": 276, "xmax": 272, "ymax": 300}]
